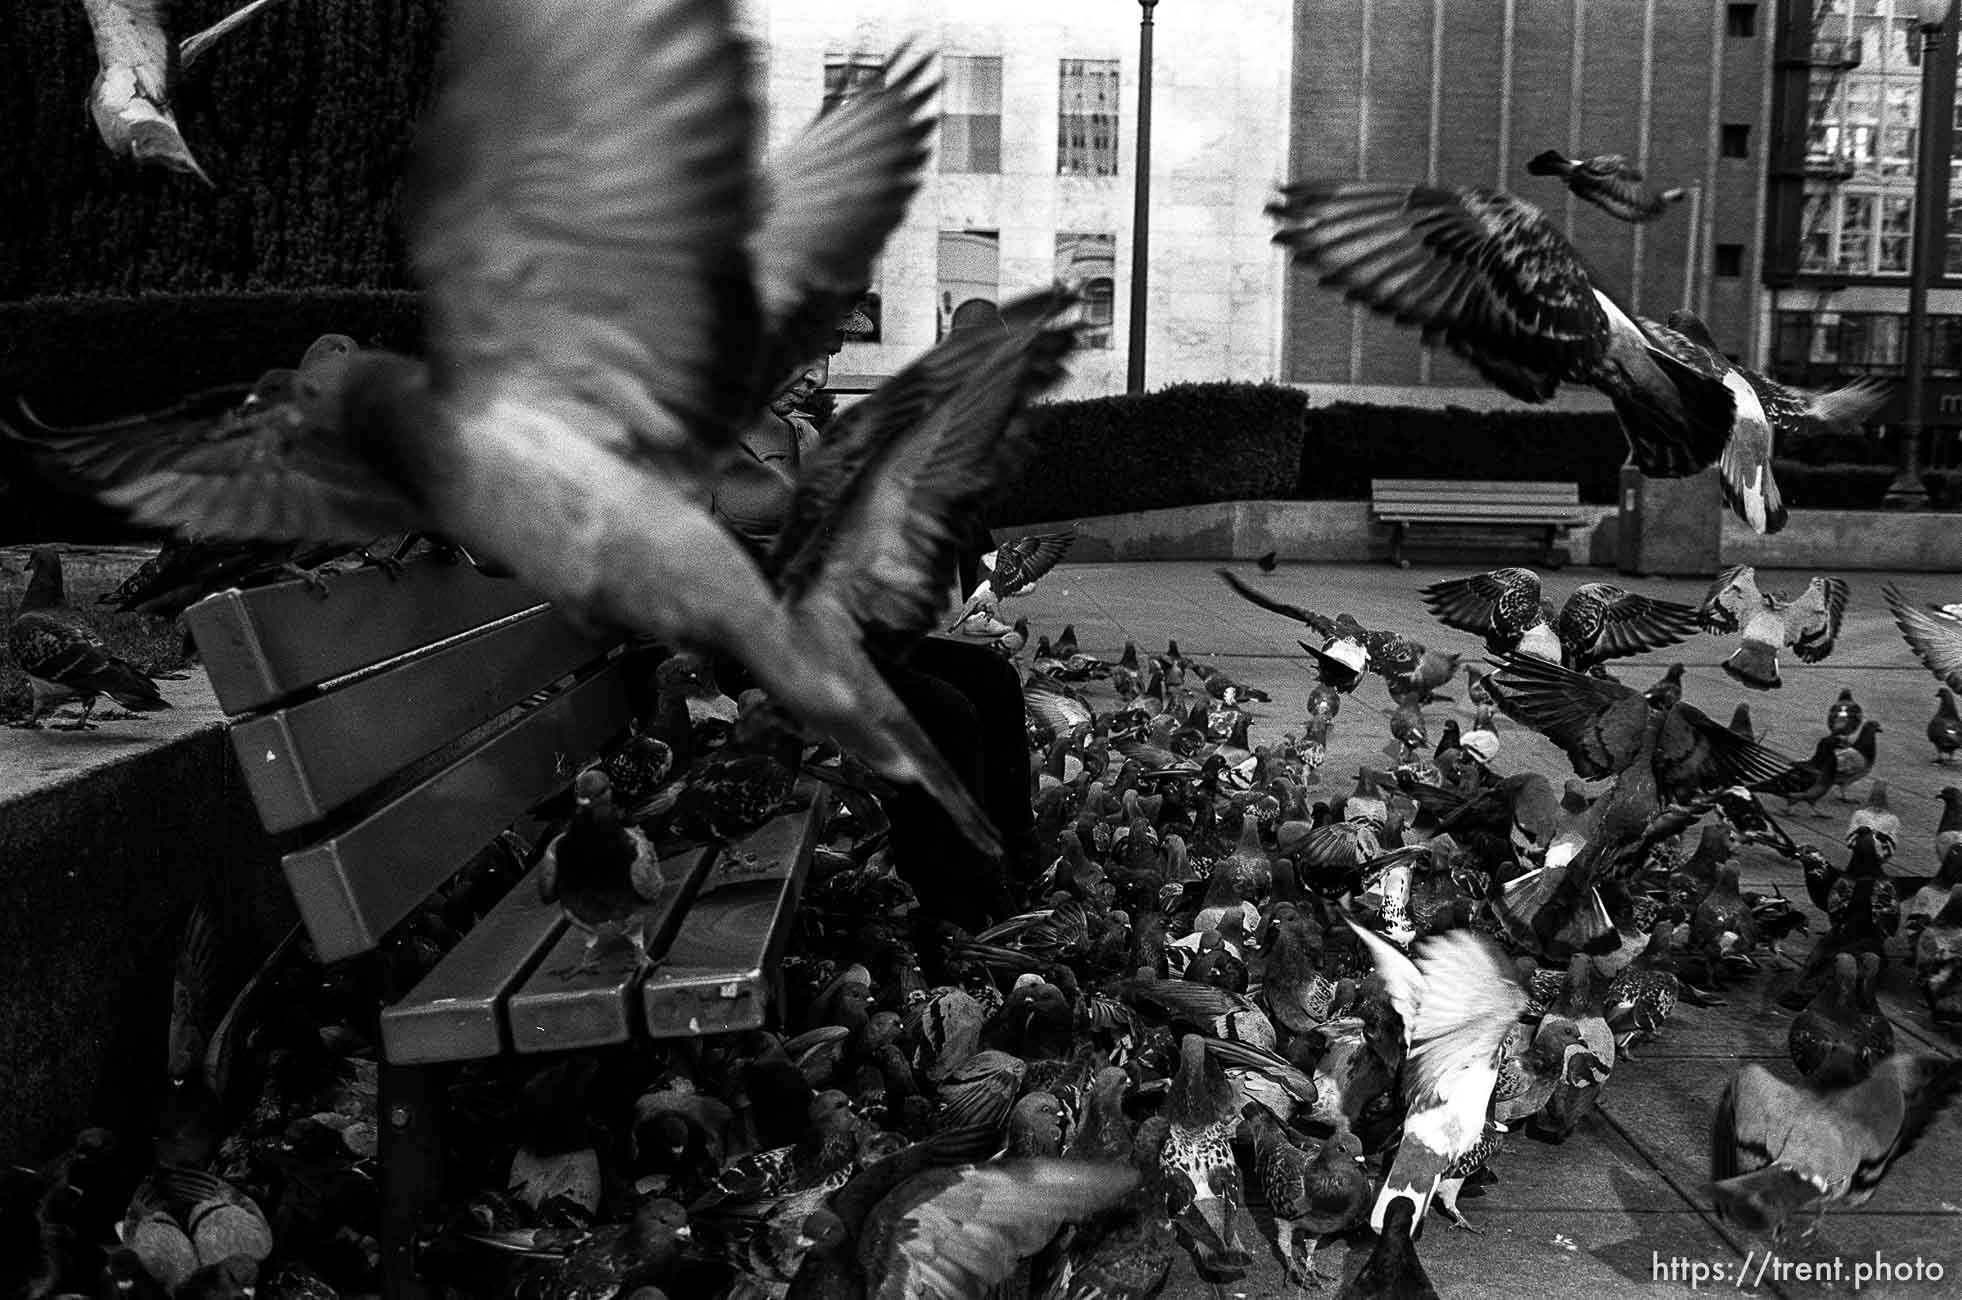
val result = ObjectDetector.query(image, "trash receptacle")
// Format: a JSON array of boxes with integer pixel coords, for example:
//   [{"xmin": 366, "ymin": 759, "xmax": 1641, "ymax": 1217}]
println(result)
[{"xmin": 1616, "ymin": 465, "xmax": 1723, "ymax": 577}]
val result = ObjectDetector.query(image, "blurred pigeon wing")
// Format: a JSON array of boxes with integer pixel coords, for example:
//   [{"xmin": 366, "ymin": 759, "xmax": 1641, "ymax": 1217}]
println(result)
[
  {"xmin": 1268, "ymin": 181, "xmax": 1608, "ymax": 402},
  {"xmin": 776, "ymin": 291, "xmax": 1077, "ymax": 646},
  {"xmin": 872, "ymin": 1161, "xmax": 1140, "ymax": 1300},
  {"xmin": 1484, "ymin": 652, "xmax": 1637, "ymax": 775},
  {"xmin": 407, "ymin": 0, "xmax": 762, "ymax": 462},
  {"xmin": 1399, "ymin": 931, "xmax": 1525, "ymax": 1106},
  {"xmin": 1025, "ymin": 686, "xmax": 1093, "ymax": 735},
  {"xmin": 750, "ymin": 50, "xmax": 936, "ymax": 385},
  {"xmin": 1884, "ymin": 584, "xmax": 1962, "ymax": 689},
  {"xmin": 2, "ymin": 393, "xmax": 417, "ymax": 545},
  {"xmin": 1790, "ymin": 577, "xmax": 1850, "ymax": 662}
]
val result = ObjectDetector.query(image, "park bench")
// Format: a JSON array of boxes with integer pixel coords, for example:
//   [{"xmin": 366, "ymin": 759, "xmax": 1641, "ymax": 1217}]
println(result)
[
  {"xmin": 1369, "ymin": 478, "xmax": 1590, "ymax": 569},
  {"xmin": 184, "ymin": 551, "xmax": 827, "ymax": 1300}
]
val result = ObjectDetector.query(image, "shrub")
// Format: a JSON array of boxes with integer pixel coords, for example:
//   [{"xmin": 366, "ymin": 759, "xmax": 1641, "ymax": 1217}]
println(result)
[
  {"xmin": 1293, "ymin": 403, "xmax": 1627, "ymax": 502},
  {"xmin": 1769, "ymin": 460, "xmax": 1897, "ymax": 510},
  {"xmin": 992, "ymin": 381, "xmax": 1310, "ymax": 525}
]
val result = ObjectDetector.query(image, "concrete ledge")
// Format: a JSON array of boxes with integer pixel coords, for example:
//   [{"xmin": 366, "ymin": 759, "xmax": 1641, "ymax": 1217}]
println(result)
[
  {"xmin": 0, "ymin": 669, "xmax": 290, "ymax": 1166},
  {"xmin": 1004, "ymin": 500, "xmax": 1962, "ymax": 571}
]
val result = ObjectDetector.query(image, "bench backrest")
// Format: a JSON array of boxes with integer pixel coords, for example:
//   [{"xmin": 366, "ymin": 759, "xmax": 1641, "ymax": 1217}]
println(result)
[
  {"xmin": 1370, "ymin": 478, "xmax": 1581, "ymax": 506},
  {"xmin": 186, "ymin": 553, "xmax": 629, "ymax": 964}
]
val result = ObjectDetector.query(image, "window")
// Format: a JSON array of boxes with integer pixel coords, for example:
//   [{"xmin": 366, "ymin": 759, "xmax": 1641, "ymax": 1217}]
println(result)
[
  {"xmin": 937, "ymin": 230, "xmax": 1001, "ymax": 340},
  {"xmin": 941, "ymin": 56, "xmax": 1002, "ymax": 173},
  {"xmin": 1055, "ymin": 233, "xmax": 1117, "ymax": 348},
  {"xmin": 853, "ymin": 261, "xmax": 884, "ymax": 344},
  {"xmin": 822, "ymin": 52, "xmax": 884, "ymax": 116},
  {"xmin": 1726, "ymin": 4, "xmax": 1757, "ymax": 38},
  {"xmin": 1839, "ymin": 192, "xmax": 1875, "ymax": 273},
  {"xmin": 1721, "ymin": 123, "xmax": 1752, "ymax": 158},
  {"xmin": 1948, "ymin": 198, "xmax": 1962, "ymax": 274},
  {"xmin": 1058, "ymin": 59, "xmax": 1121, "ymax": 177},
  {"xmin": 1878, "ymin": 195, "xmax": 1913, "ymax": 271},
  {"xmin": 1715, "ymin": 243, "xmax": 1745, "ymax": 277}
]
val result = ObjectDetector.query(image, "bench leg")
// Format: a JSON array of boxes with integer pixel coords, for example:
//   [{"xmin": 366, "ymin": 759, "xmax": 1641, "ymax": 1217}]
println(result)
[
  {"xmin": 380, "ymin": 1062, "xmax": 446, "ymax": 1300},
  {"xmin": 1390, "ymin": 523, "xmax": 1409, "ymax": 569}
]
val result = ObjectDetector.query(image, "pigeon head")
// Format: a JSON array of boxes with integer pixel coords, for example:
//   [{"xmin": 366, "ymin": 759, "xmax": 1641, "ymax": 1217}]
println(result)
[{"xmin": 339, "ymin": 351, "xmax": 447, "ymax": 495}]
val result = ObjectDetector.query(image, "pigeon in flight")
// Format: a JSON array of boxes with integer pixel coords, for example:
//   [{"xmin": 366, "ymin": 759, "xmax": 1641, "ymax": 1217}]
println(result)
[
  {"xmin": 10, "ymin": 0, "xmax": 1068, "ymax": 856},
  {"xmin": 1268, "ymin": 180, "xmax": 1737, "ymax": 507},
  {"xmin": 1526, "ymin": 149, "xmax": 1687, "ymax": 223}
]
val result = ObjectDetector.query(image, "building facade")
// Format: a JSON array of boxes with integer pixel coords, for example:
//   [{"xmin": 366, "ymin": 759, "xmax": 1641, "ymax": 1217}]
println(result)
[
  {"xmin": 1283, "ymin": 0, "xmax": 1772, "ymax": 409},
  {"xmin": 734, "ymin": 0, "xmax": 1294, "ymax": 399},
  {"xmin": 1763, "ymin": 0, "xmax": 1962, "ymax": 439}
]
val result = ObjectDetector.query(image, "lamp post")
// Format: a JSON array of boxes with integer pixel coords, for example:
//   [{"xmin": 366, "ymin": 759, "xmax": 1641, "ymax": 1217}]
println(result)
[
  {"xmin": 1900, "ymin": 0, "xmax": 1957, "ymax": 490},
  {"xmin": 1127, "ymin": 0, "xmax": 1157, "ymax": 394}
]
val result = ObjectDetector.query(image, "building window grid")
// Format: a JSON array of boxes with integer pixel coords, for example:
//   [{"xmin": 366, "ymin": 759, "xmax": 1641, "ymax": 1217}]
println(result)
[
  {"xmin": 822, "ymin": 52, "xmax": 884, "ymax": 116},
  {"xmin": 1058, "ymin": 58, "xmax": 1121, "ymax": 177},
  {"xmin": 1770, "ymin": 309, "xmax": 1962, "ymax": 378},
  {"xmin": 1055, "ymin": 232, "xmax": 1117, "ymax": 348},
  {"xmin": 1726, "ymin": 4, "xmax": 1757, "ymax": 39},
  {"xmin": 940, "ymin": 55, "xmax": 1003, "ymax": 173}
]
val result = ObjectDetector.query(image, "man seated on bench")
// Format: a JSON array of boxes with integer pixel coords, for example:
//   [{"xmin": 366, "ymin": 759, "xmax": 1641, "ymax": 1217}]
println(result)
[{"xmin": 707, "ymin": 309, "xmax": 1037, "ymax": 935}]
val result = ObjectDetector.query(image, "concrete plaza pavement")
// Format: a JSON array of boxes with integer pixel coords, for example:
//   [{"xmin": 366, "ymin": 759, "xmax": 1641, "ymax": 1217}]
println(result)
[{"xmin": 1007, "ymin": 560, "xmax": 1962, "ymax": 1300}]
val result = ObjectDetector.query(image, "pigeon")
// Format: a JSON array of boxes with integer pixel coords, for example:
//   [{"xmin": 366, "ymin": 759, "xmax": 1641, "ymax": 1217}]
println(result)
[
  {"xmin": 947, "ymin": 529, "xmax": 1075, "ymax": 635},
  {"xmin": 1845, "ymin": 782, "xmax": 1901, "ymax": 864},
  {"xmin": 1753, "ymin": 735, "xmax": 1843, "ymax": 817},
  {"xmin": 1696, "ymin": 565, "xmax": 1850, "ymax": 689},
  {"xmin": 1939, "ymin": 788, "xmax": 1962, "ymax": 864},
  {"xmin": 7, "ymin": 547, "xmax": 171, "ymax": 729},
  {"xmin": 1832, "ymin": 721, "xmax": 1882, "ymax": 801},
  {"xmin": 537, "ymin": 770, "xmax": 666, "ymax": 976},
  {"xmin": 1267, "ymin": 181, "xmax": 1738, "ymax": 508},
  {"xmin": 1913, "ymin": 885, "xmax": 1962, "ymax": 1024},
  {"xmin": 1335, "ymin": 1196, "xmax": 1440, "ymax": 1300},
  {"xmin": 1883, "ymin": 584, "xmax": 1962, "ymax": 693},
  {"xmin": 1728, "ymin": 703, "xmax": 1756, "ymax": 743},
  {"xmin": 1931, "ymin": 690, "xmax": 1962, "ymax": 764},
  {"xmin": 1346, "ymin": 921, "xmax": 1527, "ymax": 1237},
  {"xmin": 1787, "ymin": 953, "xmax": 1892, "ymax": 1081},
  {"xmin": 1708, "ymin": 1053, "xmax": 1962, "ymax": 1241},
  {"xmin": 1827, "ymin": 688, "xmax": 1864, "ymax": 738},
  {"xmin": 80, "ymin": 0, "xmax": 289, "ymax": 184},
  {"xmin": 1160, "ymin": 1034, "xmax": 1254, "ymax": 1272},
  {"xmin": 1216, "ymin": 569, "xmax": 1457, "ymax": 698},
  {"xmin": 1257, "ymin": 550, "xmax": 1280, "ymax": 573},
  {"xmin": 1525, "ymin": 149, "xmax": 1687, "ymax": 222},
  {"xmin": 9, "ymin": 4, "xmax": 1069, "ymax": 858},
  {"xmin": 1419, "ymin": 568, "xmax": 1701, "ymax": 673}
]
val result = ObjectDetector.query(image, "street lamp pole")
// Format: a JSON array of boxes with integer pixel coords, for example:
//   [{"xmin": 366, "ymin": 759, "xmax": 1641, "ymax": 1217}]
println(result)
[
  {"xmin": 1901, "ymin": 0, "xmax": 1957, "ymax": 491},
  {"xmin": 1127, "ymin": 0, "xmax": 1157, "ymax": 394}
]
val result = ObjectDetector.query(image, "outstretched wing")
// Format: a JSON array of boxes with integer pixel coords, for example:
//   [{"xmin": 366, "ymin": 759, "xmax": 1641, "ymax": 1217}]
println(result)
[
  {"xmin": 408, "ymin": 0, "xmax": 763, "ymax": 465},
  {"xmin": 989, "ymin": 529, "xmax": 1076, "ymax": 597},
  {"xmin": 1, "ymin": 387, "xmax": 419, "ymax": 546},
  {"xmin": 1268, "ymin": 180, "xmax": 1606, "ymax": 403},
  {"xmin": 749, "ymin": 50, "xmax": 937, "ymax": 389},
  {"xmin": 1216, "ymin": 568, "xmax": 1339, "ymax": 639},
  {"xmin": 1559, "ymin": 582, "xmax": 1704, "ymax": 663},
  {"xmin": 775, "ymin": 290, "xmax": 1079, "ymax": 651},
  {"xmin": 1483, "ymin": 652, "xmax": 1641, "ymax": 777},
  {"xmin": 1698, "ymin": 565, "xmax": 1762, "ymax": 634},
  {"xmin": 1418, "ymin": 568, "xmax": 1542, "ymax": 641},
  {"xmin": 1883, "ymin": 584, "xmax": 1962, "ymax": 691}
]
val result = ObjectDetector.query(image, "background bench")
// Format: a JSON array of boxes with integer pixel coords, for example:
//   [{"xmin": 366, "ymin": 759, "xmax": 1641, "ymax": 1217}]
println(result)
[
  {"xmin": 1369, "ymin": 478, "xmax": 1590, "ymax": 569},
  {"xmin": 184, "ymin": 551, "xmax": 826, "ymax": 1300}
]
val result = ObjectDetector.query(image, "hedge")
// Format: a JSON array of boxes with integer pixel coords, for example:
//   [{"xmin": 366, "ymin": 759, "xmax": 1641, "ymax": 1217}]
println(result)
[
  {"xmin": 1289, "ymin": 403, "xmax": 1628, "ymax": 502},
  {"xmin": 992, "ymin": 382, "xmax": 1310, "ymax": 525},
  {"xmin": 0, "ymin": 0, "xmax": 445, "ymax": 299},
  {"xmin": 1769, "ymin": 461, "xmax": 1897, "ymax": 510}
]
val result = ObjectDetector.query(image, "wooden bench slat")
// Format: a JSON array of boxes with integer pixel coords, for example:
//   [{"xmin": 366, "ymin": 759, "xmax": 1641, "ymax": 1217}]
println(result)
[
  {"xmin": 186, "ymin": 556, "xmax": 548, "ymax": 715},
  {"xmin": 378, "ymin": 857, "xmax": 568, "ymax": 1065},
  {"xmin": 283, "ymin": 662, "xmax": 630, "ymax": 964},
  {"xmin": 641, "ymin": 783, "xmax": 828, "ymax": 1038},
  {"xmin": 505, "ymin": 843, "xmax": 723, "ymax": 1053},
  {"xmin": 1375, "ymin": 506, "xmax": 1588, "ymax": 521},
  {"xmin": 228, "ymin": 608, "xmax": 617, "ymax": 834},
  {"xmin": 1371, "ymin": 478, "xmax": 1579, "ymax": 496}
]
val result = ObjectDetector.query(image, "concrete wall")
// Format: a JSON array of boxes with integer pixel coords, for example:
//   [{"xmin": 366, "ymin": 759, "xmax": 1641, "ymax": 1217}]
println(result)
[
  {"xmin": 734, "ymin": 0, "xmax": 1294, "ymax": 399},
  {"xmin": 0, "ymin": 680, "xmax": 290, "ymax": 1167},
  {"xmin": 1008, "ymin": 500, "xmax": 1962, "ymax": 572}
]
